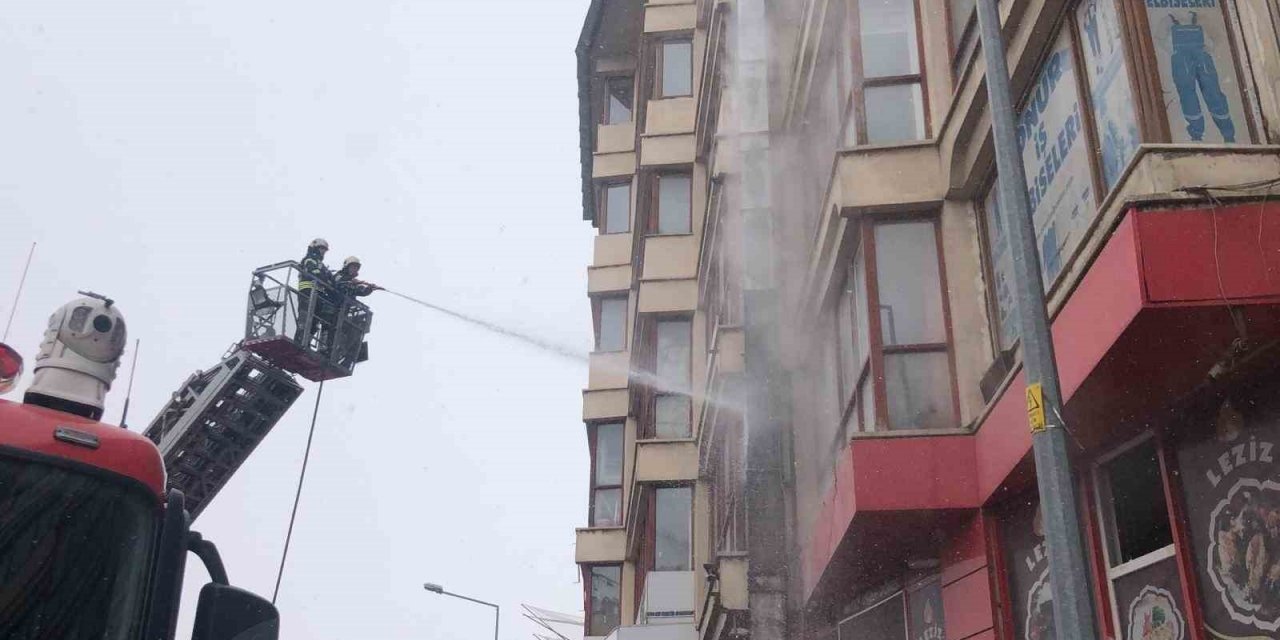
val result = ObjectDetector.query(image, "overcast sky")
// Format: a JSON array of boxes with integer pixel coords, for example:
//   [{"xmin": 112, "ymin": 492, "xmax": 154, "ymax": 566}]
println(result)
[{"xmin": 1, "ymin": 1, "xmax": 594, "ymax": 638}]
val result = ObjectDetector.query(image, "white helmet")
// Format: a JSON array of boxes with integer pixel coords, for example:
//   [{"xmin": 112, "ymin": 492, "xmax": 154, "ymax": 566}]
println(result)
[
  {"xmin": 343, "ymin": 256, "xmax": 362, "ymax": 269},
  {"xmin": 310, "ymin": 238, "xmax": 330, "ymax": 251}
]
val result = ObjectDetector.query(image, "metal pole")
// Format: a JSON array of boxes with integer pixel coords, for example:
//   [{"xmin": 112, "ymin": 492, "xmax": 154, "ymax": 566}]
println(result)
[
  {"xmin": 974, "ymin": 2, "xmax": 1098, "ymax": 640},
  {"xmin": 426, "ymin": 586, "xmax": 499, "ymax": 640}
]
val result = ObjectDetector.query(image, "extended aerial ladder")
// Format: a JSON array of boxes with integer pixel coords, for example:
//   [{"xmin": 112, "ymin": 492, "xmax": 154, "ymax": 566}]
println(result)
[{"xmin": 143, "ymin": 261, "xmax": 373, "ymax": 519}]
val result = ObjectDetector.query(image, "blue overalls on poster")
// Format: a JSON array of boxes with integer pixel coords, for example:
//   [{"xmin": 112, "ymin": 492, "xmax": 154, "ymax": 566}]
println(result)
[{"xmin": 1169, "ymin": 12, "xmax": 1235, "ymax": 142}]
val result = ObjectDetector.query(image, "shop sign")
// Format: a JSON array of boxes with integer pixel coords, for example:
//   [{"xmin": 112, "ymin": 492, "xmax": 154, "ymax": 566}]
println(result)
[
  {"xmin": 1143, "ymin": 0, "xmax": 1249, "ymax": 144},
  {"xmin": 1003, "ymin": 499, "xmax": 1055, "ymax": 640},
  {"xmin": 1016, "ymin": 29, "xmax": 1096, "ymax": 288},
  {"xmin": 1126, "ymin": 585, "xmax": 1186, "ymax": 640},
  {"xmin": 908, "ymin": 580, "xmax": 945, "ymax": 640},
  {"xmin": 1076, "ymin": 0, "xmax": 1141, "ymax": 190},
  {"xmin": 1177, "ymin": 390, "xmax": 1280, "ymax": 638}
]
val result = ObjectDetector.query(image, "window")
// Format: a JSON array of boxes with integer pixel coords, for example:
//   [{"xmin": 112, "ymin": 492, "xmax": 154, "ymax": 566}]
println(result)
[
  {"xmin": 590, "ymin": 422, "xmax": 624, "ymax": 527},
  {"xmin": 595, "ymin": 296, "xmax": 628, "ymax": 352},
  {"xmin": 654, "ymin": 486, "xmax": 692, "ymax": 570},
  {"xmin": 654, "ymin": 318, "xmax": 692, "ymax": 438},
  {"xmin": 599, "ymin": 182, "xmax": 631, "ymax": 235},
  {"xmin": 1093, "ymin": 436, "xmax": 1184, "ymax": 639},
  {"xmin": 846, "ymin": 0, "xmax": 927, "ymax": 145},
  {"xmin": 835, "ymin": 579, "xmax": 944, "ymax": 640},
  {"xmin": 656, "ymin": 39, "xmax": 693, "ymax": 98},
  {"xmin": 587, "ymin": 565, "xmax": 622, "ymax": 636},
  {"xmin": 604, "ymin": 76, "xmax": 633, "ymax": 125},
  {"xmin": 835, "ymin": 218, "xmax": 957, "ymax": 432},
  {"xmin": 653, "ymin": 173, "xmax": 692, "ymax": 235}
]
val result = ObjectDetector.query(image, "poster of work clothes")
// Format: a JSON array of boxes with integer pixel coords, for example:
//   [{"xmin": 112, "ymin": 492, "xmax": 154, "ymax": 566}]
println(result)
[
  {"xmin": 1144, "ymin": 0, "xmax": 1249, "ymax": 144},
  {"xmin": 1076, "ymin": 0, "xmax": 1141, "ymax": 190},
  {"xmin": 1177, "ymin": 383, "xmax": 1280, "ymax": 640}
]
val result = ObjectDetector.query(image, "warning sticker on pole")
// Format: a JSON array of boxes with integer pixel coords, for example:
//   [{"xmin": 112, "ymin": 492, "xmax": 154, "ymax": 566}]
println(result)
[{"xmin": 1027, "ymin": 383, "xmax": 1046, "ymax": 433}]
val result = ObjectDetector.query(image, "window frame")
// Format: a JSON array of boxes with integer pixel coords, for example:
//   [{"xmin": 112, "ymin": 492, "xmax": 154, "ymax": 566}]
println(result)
[
  {"xmin": 601, "ymin": 75, "xmax": 635, "ymax": 126},
  {"xmin": 650, "ymin": 484, "xmax": 694, "ymax": 572},
  {"xmin": 585, "ymin": 563, "xmax": 623, "ymax": 637},
  {"xmin": 593, "ymin": 294, "xmax": 629, "ymax": 353},
  {"xmin": 836, "ymin": 214, "xmax": 960, "ymax": 433},
  {"xmin": 653, "ymin": 36, "xmax": 695, "ymax": 99},
  {"xmin": 597, "ymin": 179, "xmax": 633, "ymax": 236},
  {"xmin": 648, "ymin": 170, "xmax": 694, "ymax": 236},
  {"xmin": 842, "ymin": 0, "xmax": 932, "ymax": 146},
  {"xmin": 588, "ymin": 421, "xmax": 625, "ymax": 528},
  {"xmin": 651, "ymin": 316, "xmax": 693, "ymax": 439}
]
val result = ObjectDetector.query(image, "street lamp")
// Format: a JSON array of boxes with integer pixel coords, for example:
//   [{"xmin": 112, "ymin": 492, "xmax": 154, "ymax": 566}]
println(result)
[{"xmin": 423, "ymin": 582, "xmax": 499, "ymax": 640}]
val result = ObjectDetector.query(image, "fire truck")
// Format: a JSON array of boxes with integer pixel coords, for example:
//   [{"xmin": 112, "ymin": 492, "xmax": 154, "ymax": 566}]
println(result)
[{"xmin": 0, "ymin": 264, "xmax": 372, "ymax": 640}]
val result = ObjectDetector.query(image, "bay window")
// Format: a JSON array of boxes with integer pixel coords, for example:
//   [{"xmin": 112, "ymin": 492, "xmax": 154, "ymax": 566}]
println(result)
[
  {"xmin": 654, "ymin": 318, "xmax": 692, "ymax": 438},
  {"xmin": 656, "ymin": 38, "xmax": 693, "ymax": 99},
  {"xmin": 654, "ymin": 486, "xmax": 692, "ymax": 571},
  {"xmin": 846, "ymin": 0, "xmax": 928, "ymax": 145},
  {"xmin": 835, "ymin": 217, "xmax": 957, "ymax": 433},
  {"xmin": 589, "ymin": 422, "xmax": 624, "ymax": 527},
  {"xmin": 586, "ymin": 564, "xmax": 622, "ymax": 636},
  {"xmin": 595, "ymin": 296, "xmax": 628, "ymax": 353}
]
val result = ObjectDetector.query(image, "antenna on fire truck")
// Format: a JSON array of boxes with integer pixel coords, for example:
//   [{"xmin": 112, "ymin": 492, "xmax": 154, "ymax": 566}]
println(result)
[
  {"xmin": 120, "ymin": 338, "xmax": 140, "ymax": 429},
  {"xmin": 2, "ymin": 242, "xmax": 36, "ymax": 343}
]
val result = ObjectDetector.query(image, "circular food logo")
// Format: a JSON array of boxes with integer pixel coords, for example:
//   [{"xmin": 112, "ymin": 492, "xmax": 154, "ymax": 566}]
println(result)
[
  {"xmin": 1207, "ymin": 478, "xmax": 1280, "ymax": 630},
  {"xmin": 1126, "ymin": 586, "xmax": 1184, "ymax": 640}
]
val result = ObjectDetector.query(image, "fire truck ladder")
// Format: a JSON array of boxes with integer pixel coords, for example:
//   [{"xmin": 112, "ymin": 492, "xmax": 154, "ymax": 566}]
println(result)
[{"xmin": 143, "ymin": 348, "xmax": 303, "ymax": 519}]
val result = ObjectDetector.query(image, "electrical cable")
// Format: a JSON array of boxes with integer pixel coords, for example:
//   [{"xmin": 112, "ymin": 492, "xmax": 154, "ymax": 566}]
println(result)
[
  {"xmin": 2, "ymin": 242, "xmax": 36, "ymax": 343},
  {"xmin": 272, "ymin": 379, "xmax": 325, "ymax": 605}
]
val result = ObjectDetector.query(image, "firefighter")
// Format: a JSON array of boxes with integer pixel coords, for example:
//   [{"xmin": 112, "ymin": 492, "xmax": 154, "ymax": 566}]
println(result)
[
  {"xmin": 296, "ymin": 238, "xmax": 334, "ymax": 348},
  {"xmin": 334, "ymin": 256, "xmax": 382, "ymax": 298}
]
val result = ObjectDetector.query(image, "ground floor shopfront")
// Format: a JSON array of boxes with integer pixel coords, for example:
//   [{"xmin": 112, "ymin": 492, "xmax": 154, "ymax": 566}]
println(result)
[{"xmin": 801, "ymin": 198, "xmax": 1280, "ymax": 640}]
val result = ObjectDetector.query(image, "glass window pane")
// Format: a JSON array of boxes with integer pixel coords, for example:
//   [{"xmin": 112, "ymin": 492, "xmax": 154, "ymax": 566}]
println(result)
[
  {"xmin": 655, "ymin": 394, "xmax": 691, "ymax": 438},
  {"xmin": 837, "ymin": 592, "xmax": 906, "ymax": 640},
  {"xmin": 875, "ymin": 222, "xmax": 946, "ymax": 345},
  {"xmin": 661, "ymin": 40, "xmax": 693, "ymax": 97},
  {"xmin": 837, "ymin": 264, "xmax": 861, "ymax": 403},
  {"xmin": 656, "ymin": 319, "xmax": 692, "ymax": 387},
  {"xmin": 983, "ymin": 184, "xmax": 1020, "ymax": 350},
  {"xmin": 949, "ymin": 0, "xmax": 975, "ymax": 51},
  {"xmin": 589, "ymin": 565, "xmax": 622, "ymax": 636},
  {"xmin": 858, "ymin": 374, "xmax": 876, "ymax": 432},
  {"xmin": 606, "ymin": 77, "xmax": 633, "ymax": 124},
  {"xmin": 594, "ymin": 422, "xmax": 624, "ymax": 485},
  {"xmin": 883, "ymin": 351, "xmax": 954, "ymax": 430},
  {"xmin": 604, "ymin": 183, "xmax": 631, "ymax": 234},
  {"xmin": 655, "ymin": 487, "xmax": 692, "ymax": 570},
  {"xmin": 657, "ymin": 174, "xmax": 692, "ymax": 234},
  {"xmin": 865, "ymin": 83, "xmax": 925, "ymax": 144},
  {"xmin": 858, "ymin": 0, "xmax": 920, "ymax": 77},
  {"xmin": 592, "ymin": 488, "xmax": 623, "ymax": 527},
  {"xmin": 599, "ymin": 297, "xmax": 627, "ymax": 352},
  {"xmin": 1099, "ymin": 440, "xmax": 1172, "ymax": 565}
]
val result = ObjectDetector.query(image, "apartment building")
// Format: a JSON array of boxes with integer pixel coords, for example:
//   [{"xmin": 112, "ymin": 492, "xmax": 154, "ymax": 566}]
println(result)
[{"xmin": 575, "ymin": 1, "xmax": 1280, "ymax": 640}]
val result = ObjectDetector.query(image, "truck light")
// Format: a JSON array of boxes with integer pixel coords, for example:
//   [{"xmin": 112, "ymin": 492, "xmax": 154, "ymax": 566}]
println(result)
[
  {"xmin": 0, "ymin": 343, "xmax": 22, "ymax": 394},
  {"xmin": 54, "ymin": 426, "xmax": 101, "ymax": 450}
]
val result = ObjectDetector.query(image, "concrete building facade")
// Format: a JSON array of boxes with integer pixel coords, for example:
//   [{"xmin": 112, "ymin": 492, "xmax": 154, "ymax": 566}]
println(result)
[{"xmin": 574, "ymin": 1, "xmax": 1280, "ymax": 640}]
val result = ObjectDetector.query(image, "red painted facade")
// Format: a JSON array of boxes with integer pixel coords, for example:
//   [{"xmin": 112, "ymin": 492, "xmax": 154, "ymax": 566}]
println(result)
[{"xmin": 803, "ymin": 201, "xmax": 1280, "ymax": 640}]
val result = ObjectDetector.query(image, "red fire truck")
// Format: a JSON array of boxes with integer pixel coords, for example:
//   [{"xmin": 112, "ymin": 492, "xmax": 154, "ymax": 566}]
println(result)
[{"xmin": 0, "ymin": 293, "xmax": 279, "ymax": 640}]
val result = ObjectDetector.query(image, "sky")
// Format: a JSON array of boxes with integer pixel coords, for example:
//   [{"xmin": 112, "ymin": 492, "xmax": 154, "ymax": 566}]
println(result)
[{"xmin": 0, "ymin": 1, "xmax": 595, "ymax": 639}]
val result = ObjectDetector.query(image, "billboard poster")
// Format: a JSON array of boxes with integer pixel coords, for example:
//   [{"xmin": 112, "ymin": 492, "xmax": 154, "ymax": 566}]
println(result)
[
  {"xmin": 1114, "ymin": 558, "xmax": 1187, "ymax": 640},
  {"xmin": 983, "ymin": 184, "xmax": 1019, "ymax": 350},
  {"xmin": 1076, "ymin": 0, "xmax": 1141, "ymax": 189},
  {"xmin": 1016, "ymin": 29, "xmax": 1096, "ymax": 289},
  {"xmin": 1176, "ymin": 383, "xmax": 1280, "ymax": 639},
  {"xmin": 908, "ymin": 579, "xmax": 945, "ymax": 640},
  {"xmin": 1002, "ymin": 498, "xmax": 1055, "ymax": 640},
  {"xmin": 1143, "ymin": 0, "xmax": 1249, "ymax": 144}
]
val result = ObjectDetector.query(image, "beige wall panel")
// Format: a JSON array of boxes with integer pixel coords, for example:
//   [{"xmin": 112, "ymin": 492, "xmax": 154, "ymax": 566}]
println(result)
[
  {"xmin": 646, "ymin": 98, "xmax": 696, "ymax": 136},
  {"xmin": 634, "ymin": 439, "xmax": 699, "ymax": 482},
  {"xmin": 588, "ymin": 264, "xmax": 633, "ymax": 294},
  {"xmin": 939, "ymin": 199, "xmax": 994, "ymax": 426},
  {"xmin": 583, "ymin": 388, "xmax": 630, "ymax": 421},
  {"xmin": 589, "ymin": 350, "xmax": 633, "ymax": 389},
  {"xmin": 643, "ymin": 235, "xmax": 699, "ymax": 280},
  {"xmin": 644, "ymin": 3, "xmax": 696, "ymax": 33},
  {"xmin": 641, "ymin": 134, "xmax": 696, "ymax": 166},
  {"xmin": 595, "ymin": 151, "xmax": 638, "ymax": 178},
  {"xmin": 598, "ymin": 122, "xmax": 637, "ymax": 154},
  {"xmin": 594, "ymin": 233, "xmax": 633, "ymax": 268},
  {"xmin": 638, "ymin": 279, "xmax": 698, "ymax": 313},
  {"xmin": 836, "ymin": 144, "xmax": 945, "ymax": 211},
  {"xmin": 576, "ymin": 527, "xmax": 627, "ymax": 564}
]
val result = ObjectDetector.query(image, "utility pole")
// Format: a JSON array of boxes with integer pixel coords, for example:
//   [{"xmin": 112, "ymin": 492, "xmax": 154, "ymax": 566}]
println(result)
[{"xmin": 974, "ymin": 2, "xmax": 1098, "ymax": 640}]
